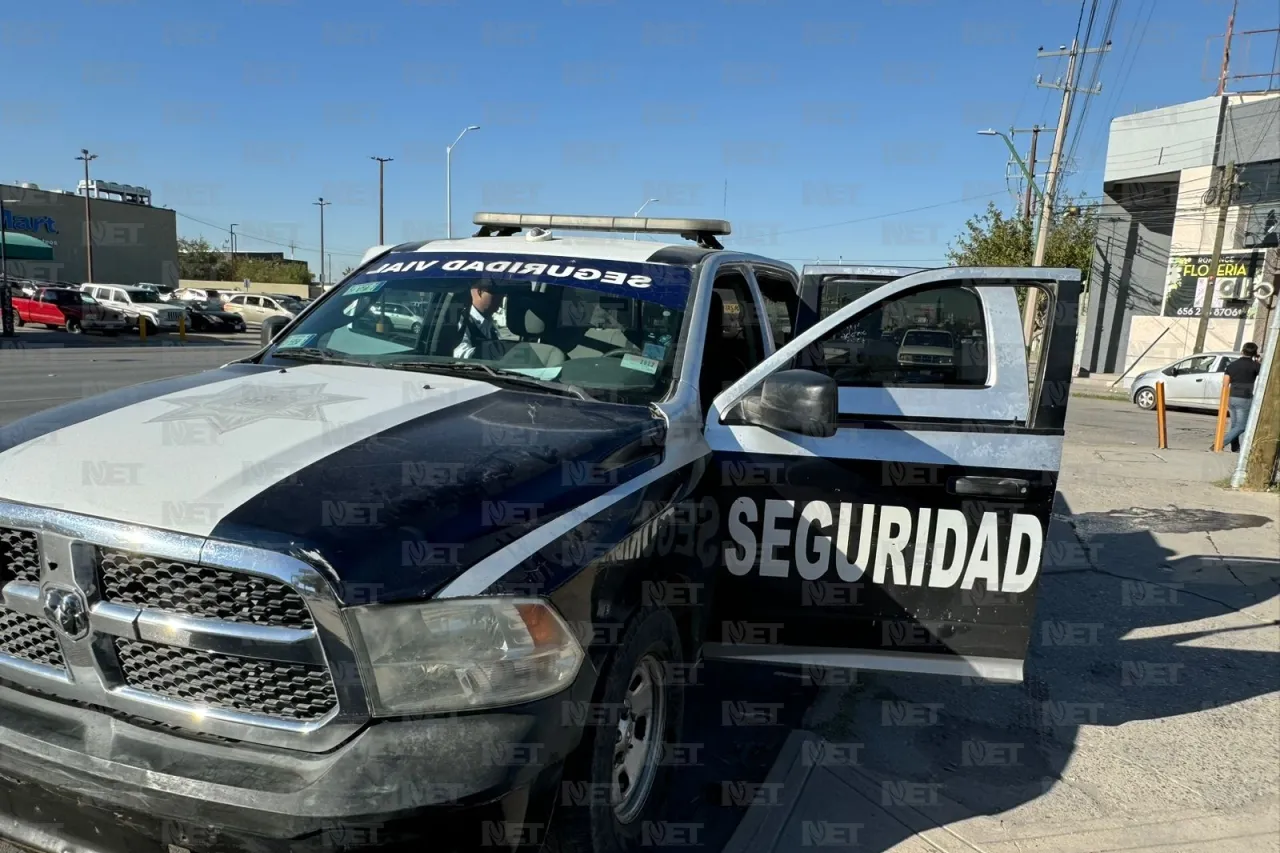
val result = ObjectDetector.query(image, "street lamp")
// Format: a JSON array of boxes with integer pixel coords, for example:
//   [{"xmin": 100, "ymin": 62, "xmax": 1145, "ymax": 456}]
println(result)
[
  {"xmin": 76, "ymin": 149, "xmax": 98, "ymax": 282},
  {"xmin": 313, "ymin": 198, "xmax": 331, "ymax": 285},
  {"xmin": 229, "ymin": 223, "xmax": 238, "ymax": 257},
  {"xmin": 633, "ymin": 198, "xmax": 659, "ymax": 240},
  {"xmin": 371, "ymin": 156, "xmax": 393, "ymax": 245},
  {"xmin": 445, "ymin": 125, "xmax": 481, "ymax": 240},
  {"xmin": 976, "ymin": 130, "xmax": 1042, "ymax": 202}
]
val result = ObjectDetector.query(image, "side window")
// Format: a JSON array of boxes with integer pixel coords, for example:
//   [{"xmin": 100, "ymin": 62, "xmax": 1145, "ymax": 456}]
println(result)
[
  {"xmin": 801, "ymin": 284, "xmax": 988, "ymax": 388},
  {"xmin": 114, "ymin": 290, "xmax": 129, "ymax": 303},
  {"xmin": 1174, "ymin": 355, "xmax": 1215, "ymax": 375},
  {"xmin": 753, "ymin": 269, "xmax": 798, "ymax": 347},
  {"xmin": 698, "ymin": 270, "xmax": 768, "ymax": 411}
]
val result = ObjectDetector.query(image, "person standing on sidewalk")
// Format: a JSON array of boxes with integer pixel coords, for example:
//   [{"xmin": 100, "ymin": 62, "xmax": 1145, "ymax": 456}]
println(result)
[{"xmin": 1220, "ymin": 342, "xmax": 1262, "ymax": 452}]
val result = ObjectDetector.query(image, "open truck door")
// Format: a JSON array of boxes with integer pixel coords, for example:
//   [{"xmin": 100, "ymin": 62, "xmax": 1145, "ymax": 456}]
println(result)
[{"xmin": 700, "ymin": 266, "xmax": 1080, "ymax": 682}]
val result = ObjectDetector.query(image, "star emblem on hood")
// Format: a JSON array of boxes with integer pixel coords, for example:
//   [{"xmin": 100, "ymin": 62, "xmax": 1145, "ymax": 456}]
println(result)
[{"xmin": 147, "ymin": 382, "xmax": 362, "ymax": 433}]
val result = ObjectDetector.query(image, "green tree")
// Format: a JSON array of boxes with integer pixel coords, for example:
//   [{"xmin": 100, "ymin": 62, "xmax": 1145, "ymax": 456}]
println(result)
[
  {"xmin": 946, "ymin": 198, "xmax": 1098, "ymax": 334},
  {"xmin": 232, "ymin": 257, "xmax": 313, "ymax": 285},
  {"xmin": 946, "ymin": 198, "xmax": 1097, "ymax": 280},
  {"xmin": 177, "ymin": 237, "xmax": 232, "ymax": 281}
]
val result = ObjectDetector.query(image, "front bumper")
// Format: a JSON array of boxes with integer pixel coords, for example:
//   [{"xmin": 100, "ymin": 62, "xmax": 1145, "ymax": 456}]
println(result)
[{"xmin": 0, "ymin": 676, "xmax": 590, "ymax": 852}]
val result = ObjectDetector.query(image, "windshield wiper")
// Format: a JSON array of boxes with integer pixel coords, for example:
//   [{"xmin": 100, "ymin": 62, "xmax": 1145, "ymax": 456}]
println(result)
[
  {"xmin": 269, "ymin": 347, "xmax": 372, "ymax": 368},
  {"xmin": 384, "ymin": 361, "xmax": 593, "ymax": 400}
]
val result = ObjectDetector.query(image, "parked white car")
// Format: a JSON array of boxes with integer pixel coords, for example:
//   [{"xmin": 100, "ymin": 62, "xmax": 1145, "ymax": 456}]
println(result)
[
  {"xmin": 896, "ymin": 328, "xmax": 956, "ymax": 370},
  {"xmin": 173, "ymin": 287, "xmax": 226, "ymax": 303},
  {"xmin": 222, "ymin": 292, "xmax": 299, "ymax": 325},
  {"xmin": 1128, "ymin": 351, "xmax": 1239, "ymax": 410},
  {"xmin": 80, "ymin": 283, "xmax": 188, "ymax": 334}
]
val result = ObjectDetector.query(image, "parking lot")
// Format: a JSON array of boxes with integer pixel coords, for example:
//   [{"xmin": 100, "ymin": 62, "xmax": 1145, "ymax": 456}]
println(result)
[{"xmin": 0, "ymin": 348, "xmax": 1274, "ymax": 852}]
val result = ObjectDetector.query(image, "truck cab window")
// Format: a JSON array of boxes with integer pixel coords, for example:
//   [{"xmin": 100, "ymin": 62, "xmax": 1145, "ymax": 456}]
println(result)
[{"xmin": 699, "ymin": 271, "xmax": 767, "ymax": 413}]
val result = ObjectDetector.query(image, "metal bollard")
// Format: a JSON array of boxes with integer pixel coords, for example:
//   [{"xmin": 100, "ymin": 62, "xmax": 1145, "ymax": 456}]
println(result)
[
  {"xmin": 1212, "ymin": 376, "xmax": 1231, "ymax": 452},
  {"xmin": 138, "ymin": 316, "xmax": 146, "ymax": 342},
  {"xmin": 179, "ymin": 312, "xmax": 187, "ymax": 342},
  {"xmin": 1155, "ymin": 381, "xmax": 1168, "ymax": 449}
]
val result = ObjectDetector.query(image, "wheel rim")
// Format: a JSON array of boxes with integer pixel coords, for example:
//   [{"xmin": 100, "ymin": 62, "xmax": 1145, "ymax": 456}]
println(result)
[
  {"xmin": 612, "ymin": 654, "xmax": 666, "ymax": 824},
  {"xmin": 1137, "ymin": 389, "xmax": 1154, "ymax": 408}
]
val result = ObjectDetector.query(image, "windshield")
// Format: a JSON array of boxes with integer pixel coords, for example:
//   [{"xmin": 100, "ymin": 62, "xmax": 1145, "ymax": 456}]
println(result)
[
  {"xmin": 901, "ymin": 330, "xmax": 954, "ymax": 348},
  {"xmin": 129, "ymin": 290, "xmax": 163, "ymax": 304},
  {"xmin": 194, "ymin": 300, "xmax": 223, "ymax": 311},
  {"xmin": 262, "ymin": 252, "xmax": 693, "ymax": 405}
]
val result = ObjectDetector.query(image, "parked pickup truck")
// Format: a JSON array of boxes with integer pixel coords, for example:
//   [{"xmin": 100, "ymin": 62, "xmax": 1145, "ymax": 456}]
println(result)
[
  {"xmin": 0, "ymin": 213, "xmax": 1080, "ymax": 853},
  {"xmin": 12, "ymin": 286, "xmax": 131, "ymax": 335}
]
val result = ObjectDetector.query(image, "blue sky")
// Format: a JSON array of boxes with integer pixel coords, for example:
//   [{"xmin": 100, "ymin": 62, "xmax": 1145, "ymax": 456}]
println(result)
[{"xmin": 2, "ymin": 0, "xmax": 1273, "ymax": 277}]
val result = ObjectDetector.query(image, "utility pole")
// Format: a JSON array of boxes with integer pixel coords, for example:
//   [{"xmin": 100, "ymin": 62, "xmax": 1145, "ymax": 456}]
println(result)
[
  {"xmin": 1193, "ymin": 160, "xmax": 1239, "ymax": 353},
  {"xmin": 313, "ymin": 197, "xmax": 330, "ymax": 285},
  {"xmin": 371, "ymin": 156, "xmax": 392, "ymax": 245},
  {"xmin": 1014, "ymin": 126, "xmax": 1042, "ymax": 222},
  {"xmin": 1027, "ymin": 39, "xmax": 1109, "ymax": 341},
  {"xmin": 1231, "ymin": 301, "xmax": 1279, "ymax": 490},
  {"xmin": 1217, "ymin": 0, "xmax": 1238, "ymax": 95},
  {"xmin": 229, "ymin": 223, "xmax": 238, "ymax": 258},
  {"xmin": 76, "ymin": 149, "xmax": 98, "ymax": 283}
]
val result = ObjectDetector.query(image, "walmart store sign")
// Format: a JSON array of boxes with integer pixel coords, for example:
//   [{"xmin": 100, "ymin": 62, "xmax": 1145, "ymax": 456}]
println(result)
[{"xmin": 2, "ymin": 210, "xmax": 58, "ymax": 234}]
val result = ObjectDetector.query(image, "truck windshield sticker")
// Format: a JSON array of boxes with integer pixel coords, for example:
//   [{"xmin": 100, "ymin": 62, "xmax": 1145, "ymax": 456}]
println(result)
[
  {"xmin": 351, "ymin": 253, "xmax": 693, "ymax": 310},
  {"xmin": 276, "ymin": 333, "xmax": 314, "ymax": 349},
  {"xmin": 642, "ymin": 342, "xmax": 667, "ymax": 360},
  {"xmin": 620, "ymin": 354, "xmax": 661, "ymax": 375},
  {"xmin": 725, "ymin": 498, "xmax": 1042, "ymax": 594}
]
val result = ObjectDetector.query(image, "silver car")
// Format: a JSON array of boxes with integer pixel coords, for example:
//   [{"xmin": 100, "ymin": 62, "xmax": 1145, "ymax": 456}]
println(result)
[{"xmin": 1128, "ymin": 351, "xmax": 1239, "ymax": 410}]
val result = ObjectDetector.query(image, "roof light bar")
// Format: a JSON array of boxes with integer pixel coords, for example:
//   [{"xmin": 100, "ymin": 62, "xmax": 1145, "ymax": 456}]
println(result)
[{"xmin": 474, "ymin": 212, "xmax": 731, "ymax": 236}]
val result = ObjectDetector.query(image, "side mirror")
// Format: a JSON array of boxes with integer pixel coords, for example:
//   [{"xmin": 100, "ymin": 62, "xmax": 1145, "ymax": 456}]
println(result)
[
  {"xmin": 1165, "ymin": 367, "xmax": 1179, "ymax": 377},
  {"xmin": 736, "ymin": 369, "xmax": 838, "ymax": 438}
]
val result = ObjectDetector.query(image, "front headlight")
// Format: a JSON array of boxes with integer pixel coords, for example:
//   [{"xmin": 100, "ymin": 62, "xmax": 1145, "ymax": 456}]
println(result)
[{"xmin": 348, "ymin": 597, "xmax": 585, "ymax": 716}]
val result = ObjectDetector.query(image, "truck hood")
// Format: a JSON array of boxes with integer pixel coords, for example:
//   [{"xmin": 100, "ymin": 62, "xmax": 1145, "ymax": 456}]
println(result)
[{"xmin": 0, "ymin": 362, "xmax": 666, "ymax": 600}]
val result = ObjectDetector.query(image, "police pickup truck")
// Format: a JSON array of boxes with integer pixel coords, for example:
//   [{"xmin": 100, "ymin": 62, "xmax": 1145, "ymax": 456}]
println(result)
[{"xmin": 0, "ymin": 213, "xmax": 1079, "ymax": 853}]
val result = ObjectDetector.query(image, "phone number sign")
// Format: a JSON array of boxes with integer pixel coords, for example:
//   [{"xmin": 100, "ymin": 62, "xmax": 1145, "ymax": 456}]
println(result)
[{"xmin": 1161, "ymin": 252, "xmax": 1268, "ymax": 319}]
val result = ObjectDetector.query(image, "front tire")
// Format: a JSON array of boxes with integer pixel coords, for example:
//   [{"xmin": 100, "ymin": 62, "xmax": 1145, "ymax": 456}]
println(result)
[
  {"xmin": 1134, "ymin": 387, "xmax": 1156, "ymax": 409},
  {"xmin": 66, "ymin": 318, "xmax": 83, "ymax": 334},
  {"xmin": 548, "ymin": 608, "xmax": 684, "ymax": 853}
]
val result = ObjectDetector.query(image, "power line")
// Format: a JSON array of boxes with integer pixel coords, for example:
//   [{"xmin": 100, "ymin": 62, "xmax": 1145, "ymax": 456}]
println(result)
[
  {"xmin": 772, "ymin": 190, "xmax": 1009, "ymax": 237},
  {"xmin": 174, "ymin": 210, "xmax": 367, "ymax": 259}
]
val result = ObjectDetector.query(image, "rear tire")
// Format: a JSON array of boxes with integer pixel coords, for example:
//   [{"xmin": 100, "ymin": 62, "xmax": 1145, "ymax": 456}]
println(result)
[
  {"xmin": 547, "ymin": 608, "xmax": 684, "ymax": 853},
  {"xmin": 1134, "ymin": 387, "xmax": 1156, "ymax": 410}
]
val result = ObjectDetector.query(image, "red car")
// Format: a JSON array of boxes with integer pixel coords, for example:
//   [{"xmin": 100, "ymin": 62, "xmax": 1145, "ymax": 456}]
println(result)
[{"xmin": 13, "ymin": 286, "xmax": 131, "ymax": 335}]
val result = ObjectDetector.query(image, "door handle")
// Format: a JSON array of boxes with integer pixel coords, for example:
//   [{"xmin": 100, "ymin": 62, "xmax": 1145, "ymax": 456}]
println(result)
[
  {"xmin": 949, "ymin": 476, "xmax": 1030, "ymax": 499},
  {"xmin": 1195, "ymin": 378, "xmax": 1204, "ymax": 382}
]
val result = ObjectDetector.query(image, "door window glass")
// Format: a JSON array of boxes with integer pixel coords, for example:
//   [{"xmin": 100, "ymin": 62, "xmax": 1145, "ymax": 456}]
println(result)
[
  {"xmin": 752, "ymin": 270, "xmax": 798, "ymax": 347},
  {"xmin": 699, "ymin": 272, "xmax": 768, "ymax": 411},
  {"xmin": 1172, "ymin": 355, "xmax": 1215, "ymax": 375},
  {"xmin": 801, "ymin": 285, "xmax": 988, "ymax": 387}
]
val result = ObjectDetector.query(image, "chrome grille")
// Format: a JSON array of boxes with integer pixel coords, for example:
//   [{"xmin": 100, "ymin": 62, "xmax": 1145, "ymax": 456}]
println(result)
[
  {"xmin": 0, "ymin": 501, "xmax": 368, "ymax": 752},
  {"xmin": 115, "ymin": 639, "xmax": 337, "ymax": 721},
  {"xmin": 0, "ymin": 526, "xmax": 40, "ymax": 585},
  {"xmin": 0, "ymin": 608, "xmax": 65, "ymax": 670},
  {"xmin": 98, "ymin": 549, "xmax": 314, "ymax": 629}
]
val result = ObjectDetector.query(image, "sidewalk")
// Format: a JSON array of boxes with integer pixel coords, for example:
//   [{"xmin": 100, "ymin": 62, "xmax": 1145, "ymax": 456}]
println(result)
[
  {"xmin": 726, "ymin": 427, "xmax": 1280, "ymax": 852},
  {"xmin": 1071, "ymin": 372, "xmax": 1130, "ymax": 397}
]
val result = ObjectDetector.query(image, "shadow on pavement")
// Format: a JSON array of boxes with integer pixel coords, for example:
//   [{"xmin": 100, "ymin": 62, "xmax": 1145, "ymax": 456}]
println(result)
[{"xmin": 668, "ymin": 494, "xmax": 1279, "ymax": 852}]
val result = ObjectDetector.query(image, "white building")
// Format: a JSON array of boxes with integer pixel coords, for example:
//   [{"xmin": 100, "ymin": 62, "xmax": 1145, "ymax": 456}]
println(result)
[{"xmin": 1081, "ymin": 93, "xmax": 1279, "ymax": 378}]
